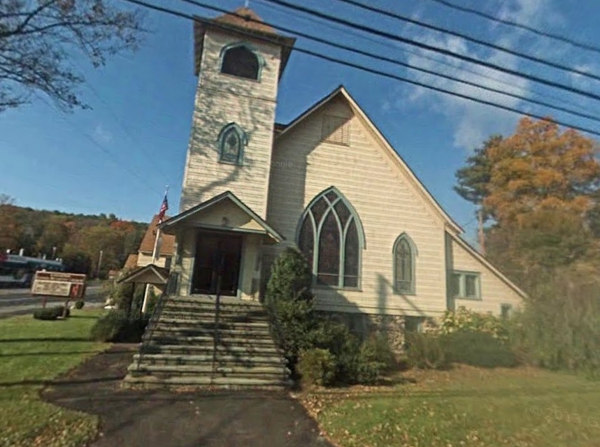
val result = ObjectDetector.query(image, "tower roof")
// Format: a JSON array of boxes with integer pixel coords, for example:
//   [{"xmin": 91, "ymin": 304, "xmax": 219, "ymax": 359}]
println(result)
[
  {"xmin": 193, "ymin": 8, "xmax": 295, "ymax": 79},
  {"xmin": 213, "ymin": 7, "xmax": 277, "ymax": 36}
]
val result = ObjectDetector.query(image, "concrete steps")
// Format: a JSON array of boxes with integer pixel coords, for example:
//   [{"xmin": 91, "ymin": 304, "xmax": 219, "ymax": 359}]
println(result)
[{"xmin": 125, "ymin": 295, "xmax": 290, "ymax": 389}]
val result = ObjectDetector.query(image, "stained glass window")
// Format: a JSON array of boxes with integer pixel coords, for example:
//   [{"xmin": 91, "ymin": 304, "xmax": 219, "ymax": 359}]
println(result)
[
  {"xmin": 217, "ymin": 123, "xmax": 246, "ymax": 165},
  {"xmin": 297, "ymin": 187, "xmax": 363, "ymax": 288},
  {"xmin": 393, "ymin": 234, "xmax": 416, "ymax": 294}
]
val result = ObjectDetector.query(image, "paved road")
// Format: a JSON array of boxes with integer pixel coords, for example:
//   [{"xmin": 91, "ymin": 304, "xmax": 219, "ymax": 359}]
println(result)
[{"xmin": 0, "ymin": 285, "xmax": 106, "ymax": 318}]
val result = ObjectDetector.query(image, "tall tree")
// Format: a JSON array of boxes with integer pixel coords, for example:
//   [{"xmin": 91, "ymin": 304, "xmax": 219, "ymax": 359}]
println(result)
[
  {"xmin": 0, "ymin": 0, "xmax": 144, "ymax": 111},
  {"xmin": 454, "ymin": 135, "xmax": 502, "ymax": 221},
  {"xmin": 485, "ymin": 117, "xmax": 600, "ymax": 225}
]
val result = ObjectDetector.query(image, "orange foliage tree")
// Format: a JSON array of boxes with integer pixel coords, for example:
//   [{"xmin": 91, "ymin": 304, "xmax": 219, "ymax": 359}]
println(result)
[{"xmin": 484, "ymin": 117, "xmax": 600, "ymax": 226}]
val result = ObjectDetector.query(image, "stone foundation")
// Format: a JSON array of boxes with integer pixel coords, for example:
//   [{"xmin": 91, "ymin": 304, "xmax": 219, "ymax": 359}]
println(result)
[{"xmin": 316, "ymin": 311, "xmax": 440, "ymax": 353}]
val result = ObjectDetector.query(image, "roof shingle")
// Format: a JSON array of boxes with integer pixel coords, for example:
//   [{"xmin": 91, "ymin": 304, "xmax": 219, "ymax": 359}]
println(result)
[{"xmin": 139, "ymin": 215, "xmax": 175, "ymax": 256}]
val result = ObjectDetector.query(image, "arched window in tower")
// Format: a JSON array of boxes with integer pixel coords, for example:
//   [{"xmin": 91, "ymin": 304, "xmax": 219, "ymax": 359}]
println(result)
[
  {"xmin": 217, "ymin": 123, "xmax": 247, "ymax": 165},
  {"xmin": 220, "ymin": 44, "xmax": 261, "ymax": 80},
  {"xmin": 297, "ymin": 187, "xmax": 365, "ymax": 288},
  {"xmin": 393, "ymin": 233, "xmax": 416, "ymax": 294}
]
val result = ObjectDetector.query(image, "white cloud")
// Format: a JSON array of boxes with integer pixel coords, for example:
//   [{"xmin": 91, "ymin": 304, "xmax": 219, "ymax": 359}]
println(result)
[
  {"xmin": 384, "ymin": 0, "xmax": 566, "ymax": 151},
  {"xmin": 92, "ymin": 123, "xmax": 113, "ymax": 144}
]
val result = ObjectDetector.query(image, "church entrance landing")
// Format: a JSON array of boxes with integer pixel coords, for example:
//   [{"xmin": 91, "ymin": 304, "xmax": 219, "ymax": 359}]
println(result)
[{"xmin": 191, "ymin": 231, "xmax": 242, "ymax": 296}]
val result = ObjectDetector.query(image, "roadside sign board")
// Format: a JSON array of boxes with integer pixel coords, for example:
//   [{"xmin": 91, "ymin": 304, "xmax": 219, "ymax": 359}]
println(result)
[{"xmin": 31, "ymin": 272, "xmax": 87, "ymax": 298}]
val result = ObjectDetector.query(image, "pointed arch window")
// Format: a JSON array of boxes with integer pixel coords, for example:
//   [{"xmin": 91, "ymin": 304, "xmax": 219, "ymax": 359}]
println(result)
[
  {"xmin": 393, "ymin": 233, "xmax": 416, "ymax": 294},
  {"xmin": 298, "ymin": 187, "xmax": 365, "ymax": 288},
  {"xmin": 217, "ymin": 123, "xmax": 247, "ymax": 165},
  {"xmin": 220, "ymin": 43, "xmax": 263, "ymax": 81}
]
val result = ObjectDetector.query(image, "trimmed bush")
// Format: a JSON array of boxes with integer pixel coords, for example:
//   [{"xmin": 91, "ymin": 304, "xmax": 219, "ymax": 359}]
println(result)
[
  {"xmin": 298, "ymin": 348, "xmax": 336, "ymax": 387},
  {"xmin": 406, "ymin": 331, "xmax": 448, "ymax": 370},
  {"xmin": 74, "ymin": 300, "xmax": 85, "ymax": 309},
  {"xmin": 441, "ymin": 330, "xmax": 518, "ymax": 368},
  {"xmin": 90, "ymin": 310, "xmax": 148, "ymax": 342},
  {"xmin": 311, "ymin": 319, "xmax": 362, "ymax": 384},
  {"xmin": 33, "ymin": 306, "xmax": 70, "ymax": 321},
  {"xmin": 356, "ymin": 334, "xmax": 396, "ymax": 384}
]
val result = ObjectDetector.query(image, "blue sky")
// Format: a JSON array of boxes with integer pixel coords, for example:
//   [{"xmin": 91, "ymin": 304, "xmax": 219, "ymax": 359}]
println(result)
[{"xmin": 2, "ymin": 0, "xmax": 600, "ymax": 244}]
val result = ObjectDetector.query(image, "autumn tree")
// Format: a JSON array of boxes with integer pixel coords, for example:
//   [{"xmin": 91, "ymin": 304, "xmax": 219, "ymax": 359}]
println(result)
[
  {"xmin": 485, "ymin": 117, "xmax": 600, "ymax": 225},
  {"xmin": 0, "ymin": 0, "xmax": 144, "ymax": 111}
]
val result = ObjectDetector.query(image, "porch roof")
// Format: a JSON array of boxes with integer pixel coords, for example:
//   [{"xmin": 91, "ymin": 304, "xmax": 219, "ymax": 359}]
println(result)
[
  {"xmin": 117, "ymin": 264, "xmax": 169, "ymax": 286},
  {"xmin": 159, "ymin": 191, "xmax": 285, "ymax": 243}
]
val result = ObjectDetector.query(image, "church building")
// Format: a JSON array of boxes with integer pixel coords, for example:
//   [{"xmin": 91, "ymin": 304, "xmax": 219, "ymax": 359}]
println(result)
[{"xmin": 161, "ymin": 7, "xmax": 525, "ymax": 324}]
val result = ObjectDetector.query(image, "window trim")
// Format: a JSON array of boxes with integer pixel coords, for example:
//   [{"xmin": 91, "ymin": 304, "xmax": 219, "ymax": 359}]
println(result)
[
  {"xmin": 219, "ymin": 42, "xmax": 264, "ymax": 81},
  {"xmin": 322, "ymin": 114, "xmax": 351, "ymax": 146},
  {"xmin": 296, "ymin": 186, "xmax": 366, "ymax": 290},
  {"xmin": 217, "ymin": 122, "xmax": 247, "ymax": 165},
  {"xmin": 392, "ymin": 233, "xmax": 417, "ymax": 295},
  {"xmin": 450, "ymin": 270, "xmax": 482, "ymax": 300}
]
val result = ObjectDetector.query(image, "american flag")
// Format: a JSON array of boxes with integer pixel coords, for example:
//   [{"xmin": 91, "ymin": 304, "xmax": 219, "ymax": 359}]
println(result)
[{"xmin": 157, "ymin": 193, "xmax": 169, "ymax": 223}]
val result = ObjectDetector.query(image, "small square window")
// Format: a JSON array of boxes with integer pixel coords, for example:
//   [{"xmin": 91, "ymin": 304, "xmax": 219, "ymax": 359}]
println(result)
[
  {"xmin": 501, "ymin": 304, "xmax": 513, "ymax": 319},
  {"xmin": 451, "ymin": 271, "xmax": 481, "ymax": 299}
]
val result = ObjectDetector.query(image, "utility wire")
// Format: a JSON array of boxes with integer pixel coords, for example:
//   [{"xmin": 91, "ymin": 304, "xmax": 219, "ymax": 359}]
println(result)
[
  {"xmin": 120, "ymin": 0, "xmax": 600, "ymax": 137},
  {"xmin": 189, "ymin": 0, "xmax": 600, "ymax": 124},
  {"xmin": 36, "ymin": 93, "xmax": 163, "ymax": 196},
  {"xmin": 255, "ymin": 0, "xmax": 596, "ymax": 118},
  {"xmin": 425, "ymin": 0, "xmax": 600, "ymax": 56},
  {"xmin": 333, "ymin": 0, "xmax": 600, "ymax": 83},
  {"xmin": 261, "ymin": 0, "xmax": 600, "ymax": 103}
]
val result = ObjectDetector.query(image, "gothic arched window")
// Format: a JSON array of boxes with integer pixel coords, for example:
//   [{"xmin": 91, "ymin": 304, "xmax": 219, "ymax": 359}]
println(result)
[
  {"xmin": 217, "ymin": 123, "xmax": 247, "ymax": 165},
  {"xmin": 298, "ymin": 187, "xmax": 365, "ymax": 288},
  {"xmin": 393, "ymin": 233, "xmax": 416, "ymax": 294},
  {"xmin": 220, "ymin": 44, "xmax": 262, "ymax": 81}
]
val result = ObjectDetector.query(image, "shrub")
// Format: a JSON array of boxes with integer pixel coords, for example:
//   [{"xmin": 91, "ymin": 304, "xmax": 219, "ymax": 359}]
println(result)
[
  {"xmin": 355, "ymin": 334, "xmax": 396, "ymax": 384},
  {"xmin": 74, "ymin": 300, "xmax": 85, "ymax": 309},
  {"xmin": 297, "ymin": 348, "xmax": 337, "ymax": 387},
  {"xmin": 441, "ymin": 331, "xmax": 518, "ymax": 368},
  {"xmin": 33, "ymin": 305, "xmax": 70, "ymax": 321},
  {"xmin": 264, "ymin": 247, "xmax": 316, "ymax": 372},
  {"xmin": 406, "ymin": 331, "xmax": 448, "ymax": 370},
  {"xmin": 90, "ymin": 310, "xmax": 149, "ymax": 342},
  {"xmin": 437, "ymin": 306, "xmax": 509, "ymax": 341}
]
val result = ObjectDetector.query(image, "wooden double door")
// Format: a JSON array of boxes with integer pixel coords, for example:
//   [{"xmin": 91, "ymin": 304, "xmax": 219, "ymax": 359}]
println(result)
[{"xmin": 191, "ymin": 232, "xmax": 242, "ymax": 296}]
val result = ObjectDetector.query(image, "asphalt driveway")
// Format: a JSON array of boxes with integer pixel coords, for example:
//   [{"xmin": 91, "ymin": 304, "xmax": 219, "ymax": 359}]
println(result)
[{"xmin": 42, "ymin": 345, "xmax": 332, "ymax": 447}]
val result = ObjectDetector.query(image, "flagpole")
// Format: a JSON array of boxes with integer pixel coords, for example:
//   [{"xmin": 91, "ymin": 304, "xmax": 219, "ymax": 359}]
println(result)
[{"xmin": 142, "ymin": 186, "xmax": 169, "ymax": 314}]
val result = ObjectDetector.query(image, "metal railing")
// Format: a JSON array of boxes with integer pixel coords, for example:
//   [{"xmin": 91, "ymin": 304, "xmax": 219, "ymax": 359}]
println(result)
[{"xmin": 135, "ymin": 272, "xmax": 178, "ymax": 370}]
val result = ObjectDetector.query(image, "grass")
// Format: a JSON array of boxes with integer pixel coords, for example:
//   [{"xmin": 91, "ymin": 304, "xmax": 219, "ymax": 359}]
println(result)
[
  {"xmin": 0, "ymin": 309, "xmax": 108, "ymax": 447},
  {"xmin": 300, "ymin": 365, "xmax": 600, "ymax": 447}
]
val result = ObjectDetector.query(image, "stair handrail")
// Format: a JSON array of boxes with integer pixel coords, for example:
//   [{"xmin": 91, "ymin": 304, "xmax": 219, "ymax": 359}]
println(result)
[{"xmin": 136, "ymin": 272, "xmax": 177, "ymax": 370}]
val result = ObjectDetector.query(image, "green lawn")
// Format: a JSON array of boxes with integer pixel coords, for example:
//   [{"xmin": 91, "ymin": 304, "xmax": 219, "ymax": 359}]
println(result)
[
  {"xmin": 302, "ymin": 366, "xmax": 600, "ymax": 447},
  {"xmin": 0, "ymin": 310, "xmax": 108, "ymax": 447}
]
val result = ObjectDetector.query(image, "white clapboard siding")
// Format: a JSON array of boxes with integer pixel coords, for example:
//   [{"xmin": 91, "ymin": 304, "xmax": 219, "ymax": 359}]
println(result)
[
  {"xmin": 448, "ymin": 234, "xmax": 524, "ymax": 316},
  {"xmin": 266, "ymin": 96, "xmax": 449, "ymax": 317},
  {"xmin": 180, "ymin": 29, "xmax": 282, "ymax": 219}
]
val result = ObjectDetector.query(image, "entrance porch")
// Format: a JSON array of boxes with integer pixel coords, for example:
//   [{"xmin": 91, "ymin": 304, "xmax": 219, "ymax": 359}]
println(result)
[{"xmin": 159, "ymin": 191, "xmax": 284, "ymax": 301}]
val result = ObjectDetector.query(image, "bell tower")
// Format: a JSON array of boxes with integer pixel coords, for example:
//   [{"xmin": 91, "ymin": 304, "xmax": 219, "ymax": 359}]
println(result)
[{"xmin": 180, "ymin": 8, "xmax": 295, "ymax": 219}]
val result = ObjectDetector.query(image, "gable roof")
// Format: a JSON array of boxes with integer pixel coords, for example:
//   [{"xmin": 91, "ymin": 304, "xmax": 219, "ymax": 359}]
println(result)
[
  {"xmin": 275, "ymin": 85, "xmax": 463, "ymax": 234},
  {"xmin": 117, "ymin": 264, "xmax": 170, "ymax": 286},
  {"xmin": 123, "ymin": 253, "xmax": 139, "ymax": 270},
  {"xmin": 446, "ymin": 231, "xmax": 527, "ymax": 299},
  {"xmin": 139, "ymin": 215, "xmax": 176, "ymax": 256},
  {"xmin": 159, "ymin": 191, "xmax": 285, "ymax": 243}
]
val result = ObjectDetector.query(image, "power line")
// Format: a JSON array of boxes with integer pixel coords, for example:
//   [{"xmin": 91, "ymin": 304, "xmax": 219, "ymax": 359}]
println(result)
[
  {"xmin": 255, "ymin": 0, "xmax": 596, "ymax": 118},
  {"xmin": 35, "ymin": 93, "xmax": 164, "ymax": 196},
  {"xmin": 120, "ymin": 0, "xmax": 600, "ymax": 137},
  {"xmin": 260, "ymin": 0, "xmax": 600, "ymax": 103},
  {"xmin": 425, "ymin": 0, "xmax": 600, "ymax": 56},
  {"xmin": 333, "ymin": 0, "xmax": 600, "ymax": 83},
  {"xmin": 193, "ymin": 0, "xmax": 600, "ymax": 124}
]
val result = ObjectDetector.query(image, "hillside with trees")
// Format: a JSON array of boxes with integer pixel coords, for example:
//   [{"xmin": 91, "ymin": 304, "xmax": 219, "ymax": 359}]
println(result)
[{"xmin": 0, "ymin": 195, "xmax": 147, "ymax": 278}]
